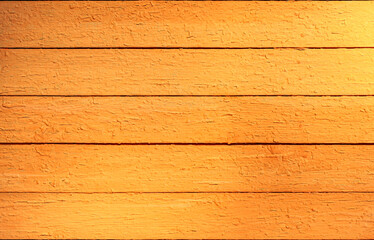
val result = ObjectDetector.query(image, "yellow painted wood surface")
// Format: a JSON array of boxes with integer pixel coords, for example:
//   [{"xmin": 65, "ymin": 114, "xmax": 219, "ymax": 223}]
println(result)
[
  {"xmin": 1, "ymin": 96, "xmax": 374, "ymax": 143},
  {"xmin": 1, "ymin": 49, "xmax": 374, "ymax": 96},
  {"xmin": 1, "ymin": 193, "xmax": 373, "ymax": 239},
  {"xmin": 1, "ymin": 1, "xmax": 374, "ymax": 239},
  {"xmin": 1, "ymin": 1, "xmax": 374, "ymax": 48},
  {"xmin": 1, "ymin": 145, "xmax": 374, "ymax": 192}
]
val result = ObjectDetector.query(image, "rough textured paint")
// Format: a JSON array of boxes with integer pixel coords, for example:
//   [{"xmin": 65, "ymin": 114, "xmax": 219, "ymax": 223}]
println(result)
[
  {"xmin": 1, "ymin": 49, "xmax": 374, "ymax": 95},
  {"xmin": 1, "ymin": 145, "xmax": 374, "ymax": 192},
  {"xmin": 1, "ymin": 96, "xmax": 374, "ymax": 143},
  {"xmin": 1, "ymin": 1, "xmax": 374, "ymax": 48},
  {"xmin": 1, "ymin": 1, "xmax": 374, "ymax": 239},
  {"xmin": 1, "ymin": 193, "xmax": 373, "ymax": 239}
]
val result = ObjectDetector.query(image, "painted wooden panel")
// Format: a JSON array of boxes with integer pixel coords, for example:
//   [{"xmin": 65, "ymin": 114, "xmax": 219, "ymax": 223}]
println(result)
[
  {"xmin": 1, "ymin": 2, "xmax": 374, "ymax": 48},
  {"xmin": 1, "ymin": 145, "xmax": 373, "ymax": 192},
  {"xmin": 1, "ymin": 193, "xmax": 373, "ymax": 239},
  {"xmin": 1, "ymin": 1, "xmax": 374, "ymax": 239},
  {"xmin": 1, "ymin": 97, "xmax": 373, "ymax": 143},
  {"xmin": 1, "ymin": 49, "xmax": 374, "ymax": 96}
]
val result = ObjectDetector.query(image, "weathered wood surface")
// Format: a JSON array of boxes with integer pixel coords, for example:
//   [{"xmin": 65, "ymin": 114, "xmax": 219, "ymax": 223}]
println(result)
[
  {"xmin": 1, "ymin": 193, "xmax": 373, "ymax": 239},
  {"xmin": 1, "ymin": 145, "xmax": 373, "ymax": 192},
  {"xmin": 2, "ymin": 49, "xmax": 374, "ymax": 96},
  {"xmin": 1, "ymin": 97, "xmax": 373, "ymax": 143},
  {"xmin": 1, "ymin": 1, "xmax": 374, "ymax": 48}
]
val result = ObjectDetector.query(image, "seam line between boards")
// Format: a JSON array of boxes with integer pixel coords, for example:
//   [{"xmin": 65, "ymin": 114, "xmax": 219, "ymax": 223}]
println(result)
[
  {"xmin": 1, "ymin": 191, "xmax": 374, "ymax": 194},
  {"xmin": 0, "ymin": 0, "xmax": 370, "ymax": 2},
  {"xmin": 2, "ymin": 95, "xmax": 374, "ymax": 97},
  {"xmin": 1, "ymin": 143, "xmax": 374, "ymax": 145},
  {"xmin": 2, "ymin": 47, "xmax": 374, "ymax": 50}
]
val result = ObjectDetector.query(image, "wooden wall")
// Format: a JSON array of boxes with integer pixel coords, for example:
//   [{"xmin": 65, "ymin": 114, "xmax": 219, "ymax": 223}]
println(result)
[{"xmin": 0, "ymin": 1, "xmax": 373, "ymax": 239}]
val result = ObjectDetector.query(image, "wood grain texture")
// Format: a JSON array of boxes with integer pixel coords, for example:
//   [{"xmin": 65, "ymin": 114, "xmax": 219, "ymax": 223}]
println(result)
[
  {"xmin": 1, "ymin": 1, "xmax": 374, "ymax": 48},
  {"xmin": 1, "ymin": 193, "xmax": 373, "ymax": 239},
  {"xmin": 1, "ymin": 96, "xmax": 374, "ymax": 143},
  {"xmin": 2, "ymin": 49, "xmax": 374, "ymax": 96},
  {"xmin": 1, "ymin": 145, "xmax": 374, "ymax": 192}
]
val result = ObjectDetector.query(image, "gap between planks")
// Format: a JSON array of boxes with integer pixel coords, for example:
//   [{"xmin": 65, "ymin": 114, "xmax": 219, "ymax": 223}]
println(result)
[
  {"xmin": 2, "ymin": 47, "xmax": 374, "ymax": 49},
  {"xmin": 2, "ymin": 95, "xmax": 374, "ymax": 97},
  {"xmin": 0, "ymin": 0, "xmax": 371, "ymax": 1},
  {"xmin": 1, "ymin": 192, "xmax": 374, "ymax": 194},
  {"xmin": 1, "ymin": 143, "xmax": 374, "ymax": 145}
]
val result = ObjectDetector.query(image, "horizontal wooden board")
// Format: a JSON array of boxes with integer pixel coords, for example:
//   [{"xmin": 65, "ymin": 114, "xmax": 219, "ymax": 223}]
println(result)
[
  {"xmin": 1, "ymin": 193, "xmax": 373, "ymax": 239},
  {"xmin": 1, "ymin": 97, "xmax": 374, "ymax": 143},
  {"xmin": 1, "ymin": 145, "xmax": 374, "ymax": 192},
  {"xmin": 2, "ymin": 49, "xmax": 374, "ymax": 95},
  {"xmin": 1, "ymin": 2, "xmax": 374, "ymax": 48}
]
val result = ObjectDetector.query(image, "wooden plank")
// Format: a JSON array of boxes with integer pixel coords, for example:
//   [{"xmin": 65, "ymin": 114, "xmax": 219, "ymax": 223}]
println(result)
[
  {"xmin": 1, "ymin": 193, "xmax": 373, "ymax": 239},
  {"xmin": 1, "ymin": 2, "xmax": 374, "ymax": 48},
  {"xmin": 2, "ymin": 49, "xmax": 374, "ymax": 96},
  {"xmin": 1, "ymin": 145, "xmax": 374, "ymax": 192},
  {"xmin": 1, "ymin": 96, "xmax": 374, "ymax": 143}
]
